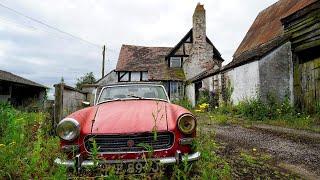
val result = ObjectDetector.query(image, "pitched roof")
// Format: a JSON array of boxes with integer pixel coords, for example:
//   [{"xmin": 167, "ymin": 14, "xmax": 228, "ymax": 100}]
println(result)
[
  {"xmin": 165, "ymin": 29, "xmax": 224, "ymax": 61},
  {"xmin": 116, "ymin": 44, "xmax": 172, "ymax": 71},
  {"xmin": 0, "ymin": 70, "xmax": 47, "ymax": 88},
  {"xmin": 190, "ymin": 66, "xmax": 220, "ymax": 82},
  {"xmin": 116, "ymin": 44, "xmax": 186, "ymax": 81},
  {"xmin": 229, "ymin": 0, "xmax": 316, "ymax": 69}
]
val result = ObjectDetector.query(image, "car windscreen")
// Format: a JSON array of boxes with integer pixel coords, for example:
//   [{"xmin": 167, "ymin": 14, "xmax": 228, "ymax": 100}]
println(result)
[{"xmin": 98, "ymin": 85, "xmax": 168, "ymax": 103}]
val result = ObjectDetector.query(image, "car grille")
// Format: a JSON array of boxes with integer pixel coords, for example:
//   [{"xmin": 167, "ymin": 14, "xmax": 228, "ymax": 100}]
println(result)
[{"xmin": 84, "ymin": 132, "xmax": 174, "ymax": 153}]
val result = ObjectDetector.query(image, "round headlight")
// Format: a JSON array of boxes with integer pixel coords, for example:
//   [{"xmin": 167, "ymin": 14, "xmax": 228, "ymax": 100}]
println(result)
[
  {"xmin": 56, "ymin": 118, "xmax": 80, "ymax": 141},
  {"xmin": 177, "ymin": 114, "xmax": 196, "ymax": 134}
]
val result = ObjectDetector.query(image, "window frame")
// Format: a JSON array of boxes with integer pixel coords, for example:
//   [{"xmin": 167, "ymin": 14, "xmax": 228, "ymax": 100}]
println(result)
[{"xmin": 169, "ymin": 57, "xmax": 182, "ymax": 68}]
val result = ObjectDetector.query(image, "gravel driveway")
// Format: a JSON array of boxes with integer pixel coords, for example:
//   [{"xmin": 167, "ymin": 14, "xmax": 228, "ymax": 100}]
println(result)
[{"xmin": 204, "ymin": 124, "xmax": 320, "ymax": 178}]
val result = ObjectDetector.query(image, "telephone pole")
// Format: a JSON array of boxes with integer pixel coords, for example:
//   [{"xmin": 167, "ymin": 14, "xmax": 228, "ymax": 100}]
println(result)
[{"xmin": 102, "ymin": 45, "xmax": 106, "ymax": 78}]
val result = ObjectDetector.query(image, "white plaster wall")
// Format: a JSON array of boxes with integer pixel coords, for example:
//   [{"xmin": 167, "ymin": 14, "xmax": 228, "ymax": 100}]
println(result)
[
  {"xmin": 226, "ymin": 61, "xmax": 260, "ymax": 105},
  {"xmin": 185, "ymin": 83, "xmax": 196, "ymax": 107},
  {"xmin": 202, "ymin": 76, "xmax": 213, "ymax": 91},
  {"xmin": 96, "ymin": 70, "xmax": 117, "ymax": 86},
  {"xmin": 258, "ymin": 42, "xmax": 293, "ymax": 104}
]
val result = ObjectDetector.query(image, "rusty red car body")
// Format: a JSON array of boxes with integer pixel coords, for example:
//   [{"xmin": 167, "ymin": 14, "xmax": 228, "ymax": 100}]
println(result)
[{"xmin": 54, "ymin": 83, "xmax": 200, "ymax": 172}]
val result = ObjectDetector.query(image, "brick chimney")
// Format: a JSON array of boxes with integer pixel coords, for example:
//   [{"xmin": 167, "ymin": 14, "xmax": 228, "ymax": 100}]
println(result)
[
  {"xmin": 184, "ymin": 3, "xmax": 211, "ymax": 80},
  {"xmin": 193, "ymin": 3, "xmax": 206, "ymax": 50}
]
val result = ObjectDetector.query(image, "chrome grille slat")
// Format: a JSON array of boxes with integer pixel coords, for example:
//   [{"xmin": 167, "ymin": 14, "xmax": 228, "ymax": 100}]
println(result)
[{"xmin": 84, "ymin": 132, "xmax": 174, "ymax": 153}]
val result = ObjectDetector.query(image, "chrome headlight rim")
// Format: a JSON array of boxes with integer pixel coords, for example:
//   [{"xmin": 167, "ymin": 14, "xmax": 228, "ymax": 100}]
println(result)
[
  {"xmin": 177, "ymin": 114, "xmax": 196, "ymax": 135},
  {"xmin": 56, "ymin": 118, "xmax": 80, "ymax": 141}
]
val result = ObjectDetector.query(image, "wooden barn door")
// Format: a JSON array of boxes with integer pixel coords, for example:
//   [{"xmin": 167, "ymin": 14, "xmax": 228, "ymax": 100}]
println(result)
[{"xmin": 297, "ymin": 57, "xmax": 320, "ymax": 113}]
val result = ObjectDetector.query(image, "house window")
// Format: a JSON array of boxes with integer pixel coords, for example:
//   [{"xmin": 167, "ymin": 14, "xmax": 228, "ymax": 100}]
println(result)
[
  {"xmin": 170, "ymin": 81, "xmax": 184, "ymax": 100},
  {"xmin": 141, "ymin": 72, "xmax": 148, "ymax": 81},
  {"xmin": 131, "ymin": 72, "xmax": 140, "ymax": 81},
  {"xmin": 119, "ymin": 72, "xmax": 129, "ymax": 81},
  {"xmin": 170, "ymin": 57, "xmax": 181, "ymax": 68}
]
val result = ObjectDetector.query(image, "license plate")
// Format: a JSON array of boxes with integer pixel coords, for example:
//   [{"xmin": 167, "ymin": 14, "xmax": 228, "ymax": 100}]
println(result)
[{"xmin": 100, "ymin": 161, "xmax": 160, "ymax": 174}]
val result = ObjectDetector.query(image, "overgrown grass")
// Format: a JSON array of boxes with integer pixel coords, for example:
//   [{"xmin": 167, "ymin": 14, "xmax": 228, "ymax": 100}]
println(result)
[
  {"xmin": 1, "ymin": 103, "xmax": 300, "ymax": 179},
  {"xmin": 0, "ymin": 103, "xmax": 66, "ymax": 179},
  {"xmin": 207, "ymin": 96, "xmax": 320, "ymax": 132},
  {"xmin": 194, "ymin": 129, "xmax": 232, "ymax": 179}
]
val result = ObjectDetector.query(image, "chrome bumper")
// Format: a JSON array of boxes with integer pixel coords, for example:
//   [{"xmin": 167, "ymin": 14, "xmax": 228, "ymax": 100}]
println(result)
[{"xmin": 54, "ymin": 151, "xmax": 200, "ymax": 170}]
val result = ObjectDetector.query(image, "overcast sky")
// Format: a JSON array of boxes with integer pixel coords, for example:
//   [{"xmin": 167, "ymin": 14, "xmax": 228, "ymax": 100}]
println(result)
[{"xmin": 0, "ymin": 0, "xmax": 278, "ymax": 97}]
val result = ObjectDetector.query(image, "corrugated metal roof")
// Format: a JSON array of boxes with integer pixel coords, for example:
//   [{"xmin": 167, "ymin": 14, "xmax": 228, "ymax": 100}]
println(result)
[{"xmin": 0, "ymin": 70, "xmax": 47, "ymax": 88}]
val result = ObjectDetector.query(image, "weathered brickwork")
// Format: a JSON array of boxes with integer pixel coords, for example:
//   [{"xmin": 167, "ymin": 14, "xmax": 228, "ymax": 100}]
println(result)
[{"xmin": 183, "ymin": 4, "xmax": 219, "ymax": 81}]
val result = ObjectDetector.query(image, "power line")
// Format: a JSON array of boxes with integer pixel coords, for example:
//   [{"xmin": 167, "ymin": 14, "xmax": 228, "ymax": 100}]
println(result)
[
  {"xmin": 0, "ymin": 16, "xmax": 36, "ymax": 30},
  {"xmin": 0, "ymin": 2, "xmax": 100, "ymax": 48}
]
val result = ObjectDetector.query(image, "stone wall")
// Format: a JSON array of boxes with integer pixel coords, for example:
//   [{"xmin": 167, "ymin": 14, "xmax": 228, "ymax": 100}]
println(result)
[
  {"xmin": 224, "ymin": 60, "xmax": 260, "ymax": 104},
  {"xmin": 259, "ymin": 42, "xmax": 293, "ymax": 103},
  {"xmin": 183, "ymin": 3, "xmax": 218, "ymax": 80},
  {"xmin": 220, "ymin": 42, "xmax": 293, "ymax": 105}
]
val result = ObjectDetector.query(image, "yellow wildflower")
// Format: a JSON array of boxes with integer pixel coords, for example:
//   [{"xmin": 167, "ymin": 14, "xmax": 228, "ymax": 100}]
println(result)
[
  {"xmin": 0, "ymin": 144, "xmax": 5, "ymax": 147},
  {"xmin": 199, "ymin": 103, "xmax": 209, "ymax": 109},
  {"xmin": 195, "ymin": 109, "xmax": 203, "ymax": 113},
  {"xmin": 252, "ymin": 148, "xmax": 257, "ymax": 152},
  {"xmin": 9, "ymin": 141, "xmax": 16, "ymax": 146}
]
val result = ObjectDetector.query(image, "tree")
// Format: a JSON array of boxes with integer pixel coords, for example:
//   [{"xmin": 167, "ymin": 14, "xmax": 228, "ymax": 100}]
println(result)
[{"xmin": 76, "ymin": 72, "xmax": 96, "ymax": 90}]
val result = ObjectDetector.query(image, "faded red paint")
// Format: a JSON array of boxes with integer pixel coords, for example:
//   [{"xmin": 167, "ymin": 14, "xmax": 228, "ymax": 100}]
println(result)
[{"xmin": 61, "ymin": 99, "xmax": 195, "ymax": 160}]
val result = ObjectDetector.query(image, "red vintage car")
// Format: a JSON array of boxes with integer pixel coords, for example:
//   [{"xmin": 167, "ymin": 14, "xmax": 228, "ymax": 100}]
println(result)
[{"xmin": 54, "ymin": 83, "xmax": 200, "ymax": 173}]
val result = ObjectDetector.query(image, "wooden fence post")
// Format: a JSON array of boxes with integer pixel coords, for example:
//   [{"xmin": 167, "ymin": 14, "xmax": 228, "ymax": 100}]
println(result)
[{"xmin": 54, "ymin": 83, "xmax": 64, "ymax": 128}]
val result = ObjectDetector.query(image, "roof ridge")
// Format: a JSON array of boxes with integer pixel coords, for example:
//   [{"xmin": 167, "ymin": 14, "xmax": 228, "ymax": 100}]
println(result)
[
  {"xmin": 121, "ymin": 44, "xmax": 172, "ymax": 49},
  {"xmin": 0, "ymin": 69, "xmax": 47, "ymax": 88}
]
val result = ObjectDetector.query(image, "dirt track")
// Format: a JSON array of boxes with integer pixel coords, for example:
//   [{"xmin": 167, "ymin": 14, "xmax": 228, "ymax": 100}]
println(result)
[{"xmin": 202, "ymin": 123, "xmax": 320, "ymax": 179}]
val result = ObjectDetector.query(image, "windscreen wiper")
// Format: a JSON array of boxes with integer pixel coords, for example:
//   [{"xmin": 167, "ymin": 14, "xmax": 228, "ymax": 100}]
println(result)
[{"xmin": 127, "ymin": 94, "xmax": 144, "ymax": 99}]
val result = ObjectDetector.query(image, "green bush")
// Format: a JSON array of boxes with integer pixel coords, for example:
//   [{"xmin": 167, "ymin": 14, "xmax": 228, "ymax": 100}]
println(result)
[
  {"xmin": 197, "ymin": 89, "xmax": 210, "ymax": 106},
  {"xmin": 173, "ymin": 97, "xmax": 193, "ymax": 111},
  {"xmin": 235, "ymin": 95, "xmax": 295, "ymax": 121},
  {"xmin": 237, "ymin": 98, "xmax": 269, "ymax": 121},
  {"xmin": 0, "ymin": 103, "xmax": 66, "ymax": 179}
]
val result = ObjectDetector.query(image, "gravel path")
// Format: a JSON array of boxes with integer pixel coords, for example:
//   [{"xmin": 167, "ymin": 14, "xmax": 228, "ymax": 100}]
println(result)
[{"xmin": 206, "ymin": 124, "xmax": 320, "ymax": 177}]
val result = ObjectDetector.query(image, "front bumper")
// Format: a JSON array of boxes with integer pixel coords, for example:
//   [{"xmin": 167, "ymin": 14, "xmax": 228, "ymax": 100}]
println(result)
[{"xmin": 54, "ymin": 151, "xmax": 200, "ymax": 170}]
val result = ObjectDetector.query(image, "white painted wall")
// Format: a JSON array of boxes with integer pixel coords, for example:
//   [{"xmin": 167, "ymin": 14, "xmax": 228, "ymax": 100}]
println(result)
[
  {"xmin": 96, "ymin": 70, "xmax": 117, "ymax": 86},
  {"xmin": 202, "ymin": 76, "xmax": 214, "ymax": 91},
  {"xmin": 185, "ymin": 83, "xmax": 196, "ymax": 107},
  {"xmin": 258, "ymin": 42, "xmax": 293, "ymax": 104},
  {"xmin": 226, "ymin": 60, "xmax": 260, "ymax": 105}
]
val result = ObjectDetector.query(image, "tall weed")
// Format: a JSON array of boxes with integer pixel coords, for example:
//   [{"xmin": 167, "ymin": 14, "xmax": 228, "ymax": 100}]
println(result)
[{"xmin": 0, "ymin": 103, "xmax": 66, "ymax": 179}]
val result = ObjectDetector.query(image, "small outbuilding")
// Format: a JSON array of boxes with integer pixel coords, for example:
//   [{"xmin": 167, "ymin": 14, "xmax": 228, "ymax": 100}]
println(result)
[{"xmin": 0, "ymin": 70, "xmax": 47, "ymax": 106}]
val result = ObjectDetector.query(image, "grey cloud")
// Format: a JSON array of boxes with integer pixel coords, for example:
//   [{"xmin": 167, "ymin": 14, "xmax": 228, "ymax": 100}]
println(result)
[{"xmin": 0, "ymin": 0, "xmax": 277, "ymax": 92}]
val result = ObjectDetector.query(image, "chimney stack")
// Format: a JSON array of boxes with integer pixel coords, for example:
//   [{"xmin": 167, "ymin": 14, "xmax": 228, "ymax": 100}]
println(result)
[
  {"xmin": 193, "ymin": 3, "xmax": 206, "ymax": 48},
  {"xmin": 183, "ymin": 3, "xmax": 209, "ymax": 80}
]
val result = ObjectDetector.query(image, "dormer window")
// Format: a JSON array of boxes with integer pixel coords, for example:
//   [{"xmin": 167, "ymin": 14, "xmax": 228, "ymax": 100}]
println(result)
[{"xmin": 170, "ymin": 57, "xmax": 182, "ymax": 68}]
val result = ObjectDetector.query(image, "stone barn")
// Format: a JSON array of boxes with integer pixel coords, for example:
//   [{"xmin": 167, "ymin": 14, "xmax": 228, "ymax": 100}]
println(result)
[
  {"xmin": 196, "ymin": 0, "xmax": 319, "ymax": 112},
  {"xmin": 0, "ymin": 70, "xmax": 47, "ymax": 106}
]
